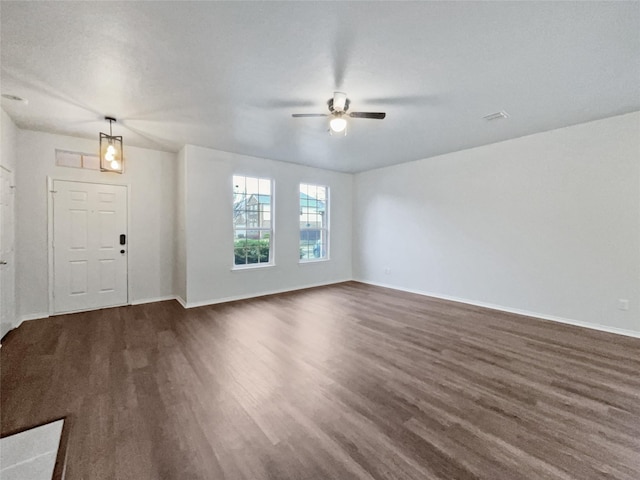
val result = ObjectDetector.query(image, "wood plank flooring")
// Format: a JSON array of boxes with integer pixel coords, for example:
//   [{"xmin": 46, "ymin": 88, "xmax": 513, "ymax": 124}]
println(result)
[{"xmin": 1, "ymin": 281, "xmax": 639, "ymax": 479}]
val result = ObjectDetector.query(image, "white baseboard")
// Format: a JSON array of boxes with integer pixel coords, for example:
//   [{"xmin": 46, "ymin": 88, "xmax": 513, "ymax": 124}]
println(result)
[
  {"xmin": 19, "ymin": 313, "xmax": 50, "ymax": 323},
  {"xmin": 183, "ymin": 279, "xmax": 352, "ymax": 309},
  {"xmin": 130, "ymin": 295, "xmax": 177, "ymax": 306},
  {"xmin": 354, "ymin": 279, "xmax": 640, "ymax": 339},
  {"xmin": 15, "ymin": 280, "xmax": 637, "ymax": 340},
  {"xmin": 11, "ymin": 313, "xmax": 50, "ymax": 332}
]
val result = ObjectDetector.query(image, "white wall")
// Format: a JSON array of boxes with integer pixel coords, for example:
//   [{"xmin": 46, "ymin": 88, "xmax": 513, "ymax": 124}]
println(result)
[
  {"xmin": 173, "ymin": 147, "xmax": 187, "ymax": 303},
  {"xmin": 16, "ymin": 130, "xmax": 177, "ymax": 321},
  {"xmin": 1, "ymin": 109, "xmax": 17, "ymax": 172},
  {"xmin": 181, "ymin": 145, "xmax": 352, "ymax": 306},
  {"xmin": 10, "ymin": 112, "xmax": 639, "ymax": 338},
  {"xmin": 1, "ymin": 109, "xmax": 18, "ymax": 335},
  {"xmin": 354, "ymin": 112, "xmax": 640, "ymax": 335}
]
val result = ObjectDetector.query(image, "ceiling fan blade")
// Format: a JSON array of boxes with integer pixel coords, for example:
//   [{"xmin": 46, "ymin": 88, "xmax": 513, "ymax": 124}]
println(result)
[
  {"xmin": 349, "ymin": 112, "xmax": 386, "ymax": 119},
  {"xmin": 363, "ymin": 95, "xmax": 438, "ymax": 106},
  {"xmin": 259, "ymin": 99, "xmax": 317, "ymax": 109},
  {"xmin": 291, "ymin": 113, "xmax": 329, "ymax": 118},
  {"xmin": 333, "ymin": 92, "xmax": 347, "ymax": 112}
]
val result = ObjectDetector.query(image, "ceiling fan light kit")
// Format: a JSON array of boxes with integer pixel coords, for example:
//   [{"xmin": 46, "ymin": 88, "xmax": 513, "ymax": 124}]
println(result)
[
  {"xmin": 293, "ymin": 91, "xmax": 386, "ymax": 136},
  {"xmin": 329, "ymin": 116, "xmax": 347, "ymax": 135}
]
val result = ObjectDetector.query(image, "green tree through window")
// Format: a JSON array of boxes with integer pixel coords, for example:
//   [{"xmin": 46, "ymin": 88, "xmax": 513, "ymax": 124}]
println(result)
[{"xmin": 233, "ymin": 175, "xmax": 273, "ymax": 266}]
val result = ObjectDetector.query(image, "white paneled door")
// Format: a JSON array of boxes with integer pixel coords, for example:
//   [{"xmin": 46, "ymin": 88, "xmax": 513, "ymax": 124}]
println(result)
[
  {"xmin": 53, "ymin": 180, "xmax": 128, "ymax": 314},
  {"xmin": 0, "ymin": 167, "xmax": 16, "ymax": 337}
]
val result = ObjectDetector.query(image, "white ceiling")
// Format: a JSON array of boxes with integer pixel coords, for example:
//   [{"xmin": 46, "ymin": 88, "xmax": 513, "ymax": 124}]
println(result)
[{"xmin": 1, "ymin": 1, "xmax": 638, "ymax": 173}]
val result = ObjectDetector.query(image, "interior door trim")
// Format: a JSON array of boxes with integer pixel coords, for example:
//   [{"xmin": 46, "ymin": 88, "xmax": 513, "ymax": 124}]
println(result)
[{"xmin": 47, "ymin": 177, "xmax": 132, "ymax": 315}]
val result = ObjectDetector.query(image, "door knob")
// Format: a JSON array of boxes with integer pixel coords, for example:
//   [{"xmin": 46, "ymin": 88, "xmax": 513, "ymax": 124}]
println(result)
[{"xmin": 0, "ymin": 260, "xmax": 7, "ymax": 265}]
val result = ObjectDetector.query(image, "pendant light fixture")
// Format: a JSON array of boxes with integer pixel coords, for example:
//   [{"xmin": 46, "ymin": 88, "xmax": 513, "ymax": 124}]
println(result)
[{"xmin": 99, "ymin": 116, "xmax": 124, "ymax": 173}]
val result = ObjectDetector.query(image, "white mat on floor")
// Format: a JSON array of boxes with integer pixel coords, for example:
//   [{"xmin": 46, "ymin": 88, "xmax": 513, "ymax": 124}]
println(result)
[{"xmin": 0, "ymin": 419, "xmax": 63, "ymax": 480}]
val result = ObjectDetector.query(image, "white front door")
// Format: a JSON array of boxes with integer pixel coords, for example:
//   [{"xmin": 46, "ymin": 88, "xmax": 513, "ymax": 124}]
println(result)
[
  {"xmin": 0, "ymin": 167, "xmax": 16, "ymax": 337},
  {"xmin": 53, "ymin": 180, "xmax": 128, "ymax": 314}
]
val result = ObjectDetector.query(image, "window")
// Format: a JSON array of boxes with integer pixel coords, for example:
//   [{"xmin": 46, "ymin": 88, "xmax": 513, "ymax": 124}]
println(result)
[
  {"xmin": 299, "ymin": 183, "xmax": 328, "ymax": 261},
  {"xmin": 233, "ymin": 175, "xmax": 273, "ymax": 267},
  {"xmin": 55, "ymin": 149, "xmax": 99, "ymax": 170}
]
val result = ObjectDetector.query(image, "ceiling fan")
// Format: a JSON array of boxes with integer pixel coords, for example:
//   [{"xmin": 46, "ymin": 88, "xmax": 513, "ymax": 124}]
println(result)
[{"xmin": 292, "ymin": 92, "xmax": 386, "ymax": 135}]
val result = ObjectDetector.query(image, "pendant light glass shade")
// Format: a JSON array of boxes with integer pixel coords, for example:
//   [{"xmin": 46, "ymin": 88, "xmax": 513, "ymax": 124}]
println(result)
[{"xmin": 99, "ymin": 117, "xmax": 124, "ymax": 173}]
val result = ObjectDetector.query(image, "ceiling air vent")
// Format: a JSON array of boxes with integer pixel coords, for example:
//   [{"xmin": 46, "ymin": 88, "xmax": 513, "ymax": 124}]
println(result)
[{"xmin": 483, "ymin": 111, "xmax": 510, "ymax": 121}]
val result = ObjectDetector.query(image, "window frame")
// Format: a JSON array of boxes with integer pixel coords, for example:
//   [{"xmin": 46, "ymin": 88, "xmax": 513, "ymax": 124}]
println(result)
[
  {"xmin": 232, "ymin": 175, "xmax": 274, "ymax": 270},
  {"xmin": 299, "ymin": 183, "xmax": 329, "ymax": 263}
]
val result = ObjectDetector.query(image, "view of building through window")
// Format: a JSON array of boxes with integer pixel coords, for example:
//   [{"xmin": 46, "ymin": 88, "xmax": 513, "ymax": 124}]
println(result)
[
  {"xmin": 233, "ymin": 175, "xmax": 272, "ymax": 266},
  {"xmin": 300, "ymin": 183, "xmax": 328, "ymax": 261}
]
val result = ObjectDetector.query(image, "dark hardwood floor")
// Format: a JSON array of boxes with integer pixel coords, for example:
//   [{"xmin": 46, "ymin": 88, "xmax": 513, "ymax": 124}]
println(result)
[{"xmin": 1, "ymin": 281, "xmax": 639, "ymax": 480}]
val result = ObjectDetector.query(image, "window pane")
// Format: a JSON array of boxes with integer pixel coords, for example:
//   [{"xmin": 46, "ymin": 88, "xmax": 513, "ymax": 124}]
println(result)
[
  {"xmin": 234, "ymin": 246, "xmax": 248, "ymax": 265},
  {"xmin": 246, "ymin": 177, "xmax": 259, "ymax": 195},
  {"xmin": 317, "ymin": 186, "xmax": 326, "ymax": 202},
  {"xmin": 308, "ymin": 184, "xmax": 317, "ymax": 201},
  {"xmin": 315, "ymin": 239, "xmax": 326, "ymax": 259},
  {"xmin": 233, "ymin": 176, "xmax": 245, "ymax": 195},
  {"xmin": 259, "ymin": 178, "xmax": 270, "ymax": 195},
  {"xmin": 300, "ymin": 183, "xmax": 328, "ymax": 261},
  {"xmin": 233, "ymin": 175, "xmax": 273, "ymax": 266},
  {"xmin": 236, "ymin": 236, "xmax": 268, "ymax": 264},
  {"xmin": 258, "ymin": 236, "xmax": 270, "ymax": 263}
]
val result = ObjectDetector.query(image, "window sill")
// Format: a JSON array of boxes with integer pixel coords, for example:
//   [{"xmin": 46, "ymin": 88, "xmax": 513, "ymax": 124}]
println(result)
[{"xmin": 231, "ymin": 263, "xmax": 275, "ymax": 272}]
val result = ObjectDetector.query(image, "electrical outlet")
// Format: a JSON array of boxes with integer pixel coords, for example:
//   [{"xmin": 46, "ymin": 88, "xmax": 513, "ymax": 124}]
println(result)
[{"xmin": 618, "ymin": 299, "xmax": 629, "ymax": 311}]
